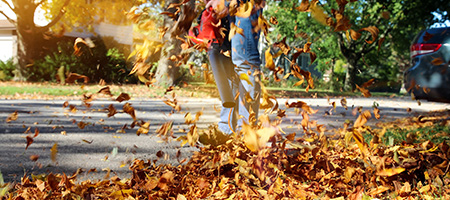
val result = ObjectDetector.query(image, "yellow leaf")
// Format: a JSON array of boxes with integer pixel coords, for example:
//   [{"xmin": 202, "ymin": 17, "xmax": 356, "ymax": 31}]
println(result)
[
  {"xmin": 235, "ymin": 1, "xmax": 253, "ymax": 18},
  {"xmin": 265, "ymin": 47, "xmax": 275, "ymax": 70},
  {"xmin": 242, "ymin": 123, "xmax": 259, "ymax": 152},
  {"xmin": 239, "ymin": 73, "xmax": 253, "ymax": 86},
  {"xmin": 376, "ymin": 167, "xmax": 405, "ymax": 176},
  {"xmin": 257, "ymin": 127, "xmax": 276, "ymax": 148},
  {"xmin": 51, "ymin": 143, "xmax": 58, "ymax": 163},
  {"xmin": 310, "ymin": 1, "xmax": 329, "ymax": 26}
]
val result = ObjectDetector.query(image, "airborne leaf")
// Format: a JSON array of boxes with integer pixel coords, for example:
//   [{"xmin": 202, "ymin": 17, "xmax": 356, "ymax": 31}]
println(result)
[{"xmin": 358, "ymin": 26, "xmax": 379, "ymax": 44}]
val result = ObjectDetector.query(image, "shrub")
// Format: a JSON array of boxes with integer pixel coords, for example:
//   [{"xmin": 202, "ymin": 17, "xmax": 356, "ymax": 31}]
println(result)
[
  {"xmin": 29, "ymin": 36, "xmax": 135, "ymax": 84},
  {"xmin": 0, "ymin": 58, "xmax": 16, "ymax": 81}
]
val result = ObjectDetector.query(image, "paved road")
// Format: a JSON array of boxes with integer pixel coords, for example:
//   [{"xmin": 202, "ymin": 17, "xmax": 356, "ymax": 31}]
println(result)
[{"xmin": 1, "ymin": 96, "xmax": 449, "ymax": 183}]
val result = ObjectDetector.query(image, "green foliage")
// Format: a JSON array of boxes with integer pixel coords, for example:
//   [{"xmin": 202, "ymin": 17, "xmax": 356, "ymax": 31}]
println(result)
[
  {"xmin": 29, "ymin": 42, "xmax": 80, "ymax": 82},
  {"xmin": 29, "ymin": 37, "xmax": 136, "ymax": 84},
  {"xmin": 0, "ymin": 59, "xmax": 16, "ymax": 81}
]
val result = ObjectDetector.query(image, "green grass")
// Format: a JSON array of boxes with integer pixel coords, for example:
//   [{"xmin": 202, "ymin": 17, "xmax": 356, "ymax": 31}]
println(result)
[
  {"xmin": 364, "ymin": 124, "xmax": 450, "ymax": 146},
  {"xmin": 0, "ymin": 84, "xmax": 88, "ymax": 96},
  {"xmin": 0, "ymin": 81, "xmax": 403, "ymax": 100}
]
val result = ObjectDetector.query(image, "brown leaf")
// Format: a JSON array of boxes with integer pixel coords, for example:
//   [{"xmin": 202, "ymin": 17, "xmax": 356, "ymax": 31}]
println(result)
[
  {"xmin": 423, "ymin": 31, "xmax": 434, "ymax": 42},
  {"xmin": 98, "ymin": 86, "xmax": 113, "ymax": 96},
  {"xmin": 285, "ymin": 101, "xmax": 318, "ymax": 114},
  {"xmin": 6, "ymin": 111, "xmax": 18, "ymax": 123},
  {"xmin": 273, "ymin": 37, "xmax": 291, "ymax": 55},
  {"xmin": 65, "ymin": 73, "xmax": 89, "ymax": 84},
  {"xmin": 295, "ymin": 0, "xmax": 310, "ymax": 12},
  {"xmin": 355, "ymin": 84, "xmax": 371, "ymax": 97},
  {"xmin": 107, "ymin": 104, "xmax": 118, "ymax": 117},
  {"xmin": 77, "ymin": 121, "xmax": 87, "ymax": 129},
  {"xmin": 51, "ymin": 143, "xmax": 58, "ymax": 163},
  {"xmin": 269, "ymin": 16, "xmax": 278, "ymax": 25},
  {"xmin": 340, "ymin": 98, "xmax": 348, "ymax": 110},
  {"xmin": 350, "ymin": 29, "xmax": 361, "ymax": 40},
  {"xmin": 381, "ymin": 11, "xmax": 390, "ymax": 19},
  {"xmin": 358, "ymin": 26, "xmax": 379, "ymax": 44},
  {"xmin": 25, "ymin": 135, "xmax": 33, "ymax": 150},
  {"xmin": 378, "ymin": 37, "xmax": 385, "ymax": 52},
  {"xmin": 73, "ymin": 38, "xmax": 89, "ymax": 56},
  {"xmin": 354, "ymin": 110, "xmax": 372, "ymax": 128},
  {"xmin": 431, "ymin": 57, "xmax": 444, "ymax": 66},
  {"xmin": 361, "ymin": 78, "xmax": 375, "ymax": 88},
  {"xmin": 116, "ymin": 93, "xmax": 131, "ymax": 102},
  {"xmin": 123, "ymin": 103, "xmax": 137, "ymax": 121},
  {"xmin": 374, "ymin": 107, "xmax": 381, "ymax": 119},
  {"xmin": 30, "ymin": 155, "xmax": 40, "ymax": 161}
]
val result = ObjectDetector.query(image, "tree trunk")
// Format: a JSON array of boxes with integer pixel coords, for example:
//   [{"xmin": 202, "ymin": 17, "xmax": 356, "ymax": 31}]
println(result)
[
  {"xmin": 154, "ymin": 0, "xmax": 196, "ymax": 87},
  {"xmin": 343, "ymin": 59, "xmax": 358, "ymax": 91},
  {"xmin": 12, "ymin": 0, "xmax": 54, "ymax": 81}
]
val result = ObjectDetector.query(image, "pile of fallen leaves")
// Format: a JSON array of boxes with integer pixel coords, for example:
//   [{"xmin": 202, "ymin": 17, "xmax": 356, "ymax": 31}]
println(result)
[{"xmin": 2, "ymin": 105, "xmax": 450, "ymax": 200}]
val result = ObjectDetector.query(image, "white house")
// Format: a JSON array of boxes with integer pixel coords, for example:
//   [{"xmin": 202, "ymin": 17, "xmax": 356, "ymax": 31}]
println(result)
[{"xmin": 0, "ymin": 19, "xmax": 16, "ymax": 61}]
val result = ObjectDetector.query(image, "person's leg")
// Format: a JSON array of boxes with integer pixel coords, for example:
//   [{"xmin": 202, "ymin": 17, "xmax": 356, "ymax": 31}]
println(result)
[
  {"xmin": 208, "ymin": 47, "xmax": 239, "ymax": 134},
  {"xmin": 236, "ymin": 65, "xmax": 261, "ymax": 129}
]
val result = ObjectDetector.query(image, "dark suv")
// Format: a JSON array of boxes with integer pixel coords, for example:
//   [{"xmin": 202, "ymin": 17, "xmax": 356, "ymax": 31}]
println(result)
[{"xmin": 404, "ymin": 27, "xmax": 450, "ymax": 102}]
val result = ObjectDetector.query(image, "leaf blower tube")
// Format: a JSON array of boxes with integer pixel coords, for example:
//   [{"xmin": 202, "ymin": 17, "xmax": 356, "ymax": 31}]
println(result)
[
  {"xmin": 208, "ymin": 47, "xmax": 236, "ymax": 108},
  {"xmin": 188, "ymin": 8, "xmax": 236, "ymax": 108}
]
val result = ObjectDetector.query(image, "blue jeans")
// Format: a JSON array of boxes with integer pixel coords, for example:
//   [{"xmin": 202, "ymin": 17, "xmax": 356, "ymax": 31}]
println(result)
[
  {"xmin": 208, "ymin": 45, "xmax": 239, "ymax": 134},
  {"xmin": 217, "ymin": 10, "xmax": 262, "ymax": 134}
]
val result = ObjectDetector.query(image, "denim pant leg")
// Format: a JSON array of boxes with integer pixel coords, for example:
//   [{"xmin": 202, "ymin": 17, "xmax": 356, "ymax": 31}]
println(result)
[
  {"xmin": 236, "ymin": 65, "xmax": 261, "ymax": 128},
  {"xmin": 208, "ymin": 48, "xmax": 239, "ymax": 134}
]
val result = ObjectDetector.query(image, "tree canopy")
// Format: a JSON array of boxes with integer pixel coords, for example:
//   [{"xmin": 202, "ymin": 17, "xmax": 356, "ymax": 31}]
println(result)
[{"xmin": 265, "ymin": 0, "xmax": 450, "ymax": 91}]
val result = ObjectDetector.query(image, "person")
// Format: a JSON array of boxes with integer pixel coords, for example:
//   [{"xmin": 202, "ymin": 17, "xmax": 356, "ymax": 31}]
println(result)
[
  {"xmin": 189, "ymin": 0, "xmax": 239, "ymax": 134},
  {"xmin": 206, "ymin": 0, "xmax": 265, "ymax": 133}
]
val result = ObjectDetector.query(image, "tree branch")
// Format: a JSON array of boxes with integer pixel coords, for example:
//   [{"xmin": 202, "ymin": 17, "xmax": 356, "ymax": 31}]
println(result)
[
  {"xmin": 39, "ymin": 0, "xmax": 70, "ymax": 30},
  {"xmin": 0, "ymin": 10, "xmax": 16, "ymax": 24},
  {"xmin": 1, "ymin": 0, "xmax": 14, "ymax": 12}
]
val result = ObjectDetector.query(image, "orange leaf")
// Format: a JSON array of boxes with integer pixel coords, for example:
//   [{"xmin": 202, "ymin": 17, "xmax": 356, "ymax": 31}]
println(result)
[
  {"xmin": 376, "ymin": 167, "xmax": 405, "ymax": 176},
  {"xmin": 51, "ymin": 143, "xmax": 58, "ymax": 163},
  {"xmin": 355, "ymin": 84, "xmax": 371, "ymax": 97},
  {"xmin": 285, "ymin": 101, "xmax": 318, "ymax": 114},
  {"xmin": 350, "ymin": 29, "xmax": 361, "ymax": 40},
  {"xmin": 358, "ymin": 26, "xmax": 379, "ymax": 44},
  {"xmin": 295, "ymin": 0, "xmax": 310, "ymax": 12},
  {"xmin": 354, "ymin": 110, "xmax": 372, "ymax": 128},
  {"xmin": 431, "ymin": 57, "xmax": 444, "ymax": 66},
  {"xmin": 6, "ymin": 111, "xmax": 18, "ymax": 122},
  {"xmin": 123, "ymin": 103, "xmax": 137, "ymax": 121}
]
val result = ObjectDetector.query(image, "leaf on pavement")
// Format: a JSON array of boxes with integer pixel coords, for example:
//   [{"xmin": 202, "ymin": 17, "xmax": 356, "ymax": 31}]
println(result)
[{"xmin": 6, "ymin": 111, "xmax": 18, "ymax": 123}]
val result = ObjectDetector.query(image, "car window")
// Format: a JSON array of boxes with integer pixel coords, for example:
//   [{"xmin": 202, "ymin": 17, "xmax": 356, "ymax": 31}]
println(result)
[{"xmin": 414, "ymin": 28, "xmax": 450, "ymax": 44}]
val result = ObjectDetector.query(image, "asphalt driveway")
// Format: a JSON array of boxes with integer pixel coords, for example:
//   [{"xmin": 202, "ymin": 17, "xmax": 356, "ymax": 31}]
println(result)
[{"xmin": 1, "ymin": 96, "xmax": 449, "ymax": 183}]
